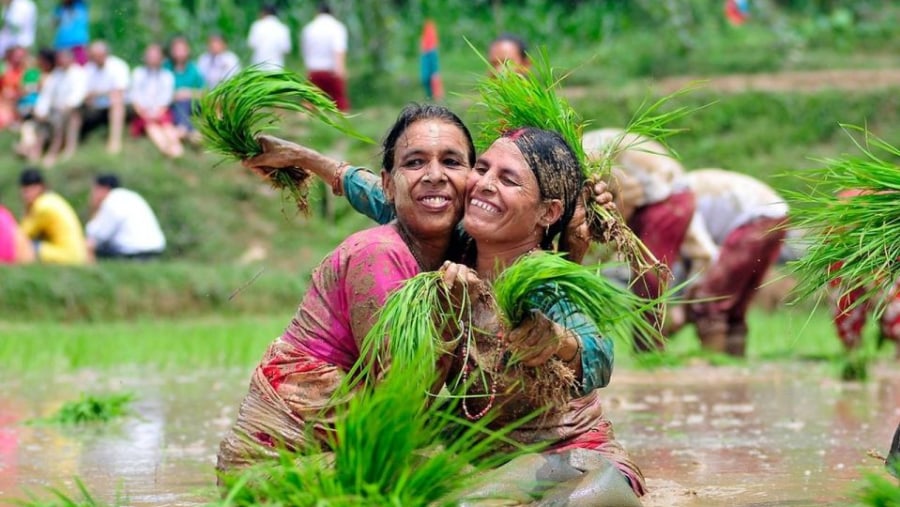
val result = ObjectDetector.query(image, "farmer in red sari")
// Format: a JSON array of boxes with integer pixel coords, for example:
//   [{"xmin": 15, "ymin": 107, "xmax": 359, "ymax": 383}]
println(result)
[
  {"xmin": 680, "ymin": 169, "xmax": 788, "ymax": 356},
  {"xmin": 582, "ymin": 128, "xmax": 696, "ymax": 351},
  {"xmin": 217, "ymin": 104, "xmax": 474, "ymax": 474},
  {"xmin": 828, "ymin": 189, "xmax": 900, "ymax": 358}
]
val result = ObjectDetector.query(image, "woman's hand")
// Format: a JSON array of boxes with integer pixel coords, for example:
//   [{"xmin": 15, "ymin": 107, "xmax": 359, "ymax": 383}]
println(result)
[
  {"xmin": 564, "ymin": 179, "xmax": 618, "ymax": 262},
  {"xmin": 505, "ymin": 310, "xmax": 577, "ymax": 367},
  {"xmin": 440, "ymin": 261, "xmax": 481, "ymax": 308},
  {"xmin": 241, "ymin": 135, "xmax": 306, "ymax": 178}
]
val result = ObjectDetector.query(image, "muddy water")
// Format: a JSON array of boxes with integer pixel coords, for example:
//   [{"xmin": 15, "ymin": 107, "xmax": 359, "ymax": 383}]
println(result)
[{"xmin": 0, "ymin": 362, "xmax": 897, "ymax": 506}]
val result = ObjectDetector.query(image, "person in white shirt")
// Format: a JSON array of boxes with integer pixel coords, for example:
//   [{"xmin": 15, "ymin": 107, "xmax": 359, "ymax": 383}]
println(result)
[
  {"xmin": 130, "ymin": 43, "xmax": 183, "ymax": 158},
  {"xmin": 25, "ymin": 49, "xmax": 87, "ymax": 166},
  {"xmin": 0, "ymin": 0, "xmax": 37, "ymax": 55},
  {"xmin": 77, "ymin": 41, "xmax": 130, "ymax": 154},
  {"xmin": 86, "ymin": 173, "xmax": 166, "ymax": 260},
  {"xmin": 197, "ymin": 33, "xmax": 240, "ymax": 89},
  {"xmin": 247, "ymin": 4, "xmax": 291, "ymax": 70},
  {"xmin": 677, "ymin": 168, "xmax": 789, "ymax": 357},
  {"xmin": 301, "ymin": 3, "xmax": 349, "ymax": 111}
]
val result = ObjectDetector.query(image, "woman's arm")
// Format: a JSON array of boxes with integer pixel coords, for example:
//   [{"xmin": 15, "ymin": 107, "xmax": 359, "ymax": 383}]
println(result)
[
  {"xmin": 243, "ymin": 135, "xmax": 395, "ymax": 224},
  {"xmin": 510, "ymin": 287, "xmax": 613, "ymax": 394}
]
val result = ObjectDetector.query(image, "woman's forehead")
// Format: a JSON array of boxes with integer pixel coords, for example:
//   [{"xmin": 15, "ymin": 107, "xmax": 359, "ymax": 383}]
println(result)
[{"xmin": 396, "ymin": 120, "xmax": 466, "ymax": 151}]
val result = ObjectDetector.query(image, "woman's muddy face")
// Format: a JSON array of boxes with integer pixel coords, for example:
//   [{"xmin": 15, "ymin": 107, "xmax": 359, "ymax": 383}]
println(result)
[
  {"xmin": 383, "ymin": 119, "xmax": 470, "ymax": 240},
  {"xmin": 464, "ymin": 138, "xmax": 547, "ymax": 246}
]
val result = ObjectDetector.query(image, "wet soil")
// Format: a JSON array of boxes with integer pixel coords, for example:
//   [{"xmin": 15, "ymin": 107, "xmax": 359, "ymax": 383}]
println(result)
[{"xmin": 1, "ymin": 361, "xmax": 897, "ymax": 506}]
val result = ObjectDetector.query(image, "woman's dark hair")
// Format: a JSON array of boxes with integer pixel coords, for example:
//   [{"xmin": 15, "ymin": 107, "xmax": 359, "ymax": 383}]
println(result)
[
  {"xmin": 37, "ymin": 48, "xmax": 56, "ymax": 69},
  {"xmin": 491, "ymin": 33, "xmax": 529, "ymax": 61},
  {"xmin": 381, "ymin": 103, "xmax": 475, "ymax": 172},
  {"xmin": 502, "ymin": 127, "xmax": 584, "ymax": 251}
]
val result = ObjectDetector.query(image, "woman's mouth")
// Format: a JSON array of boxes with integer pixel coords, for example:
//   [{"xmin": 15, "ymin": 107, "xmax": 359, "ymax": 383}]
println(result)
[
  {"xmin": 417, "ymin": 194, "xmax": 452, "ymax": 211},
  {"xmin": 469, "ymin": 198, "xmax": 501, "ymax": 215}
]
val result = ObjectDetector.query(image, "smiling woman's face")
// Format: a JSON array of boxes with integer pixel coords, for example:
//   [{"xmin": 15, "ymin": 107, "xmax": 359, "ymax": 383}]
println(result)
[
  {"xmin": 463, "ymin": 137, "xmax": 550, "ymax": 248},
  {"xmin": 382, "ymin": 119, "xmax": 471, "ymax": 242}
]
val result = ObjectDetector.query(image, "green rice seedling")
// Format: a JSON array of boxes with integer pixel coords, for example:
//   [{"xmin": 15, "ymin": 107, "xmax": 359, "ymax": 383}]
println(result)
[
  {"xmin": 493, "ymin": 252, "xmax": 662, "ymax": 354},
  {"xmin": 856, "ymin": 467, "xmax": 900, "ymax": 507},
  {"xmin": 13, "ymin": 478, "xmax": 123, "ymax": 507},
  {"xmin": 471, "ymin": 45, "xmax": 703, "ymax": 281},
  {"xmin": 788, "ymin": 125, "xmax": 900, "ymax": 314},
  {"xmin": 196, "ymin": 67, "xmax": 372, "ymax": 212},
  {"xmin": 350, "ymin": 271, "xmax": 463, "ymax": 386},
  {"xmin": 28, "ymin": 392, "xmax": 134, "ymax": 425},
  {"xmin": 217, "ymin": 356, "xmax": 533, "ymax": 507}
]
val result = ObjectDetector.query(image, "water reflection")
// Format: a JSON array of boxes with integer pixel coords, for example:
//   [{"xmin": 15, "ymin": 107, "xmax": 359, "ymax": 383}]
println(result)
[{"xmin": 0, "ymin": 363, "xmax": 897, "ymax": 506}]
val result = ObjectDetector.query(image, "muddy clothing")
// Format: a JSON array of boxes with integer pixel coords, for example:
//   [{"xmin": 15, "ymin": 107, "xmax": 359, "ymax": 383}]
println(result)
[
  {"xmin": 682, "ymin": 170, "xmax": 789, "ymax": 355},
  {"xmin": 20, "ymin": 192, "xmax": 86, "ymax": 265},
  {"xmin": 218, "ymin": 225, "xmax": 420, "ymax": 472},
  {"xmin": 341, "ymin": 167, "xmax": 615, "ymax": 393},
  {"xmin": 445, "ymin": 278, "xmax": 645, "ymax": 496}
]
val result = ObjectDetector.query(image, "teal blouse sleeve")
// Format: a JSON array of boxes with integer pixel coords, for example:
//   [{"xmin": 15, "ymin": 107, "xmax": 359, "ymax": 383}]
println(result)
[
  {"xmin": 525, "ymin": 284, "xmax": 614, "ymax": 394},
  {"xmin": 343, "ymin": 167, "xmax": 395, "ymax": 225}
]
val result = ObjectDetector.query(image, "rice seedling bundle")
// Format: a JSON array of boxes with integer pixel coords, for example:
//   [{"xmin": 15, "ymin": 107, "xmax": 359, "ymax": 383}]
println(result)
[
  {"xmin": 27, "ymin": 392, "xmax": 134, "ymax": 425},
  {"xmin": 196, "ymin": 67, "xmax": 371, "ymax": 212},
  {"xmin": 356, "ymin": 252, "xmax": 658, "ymax": 419},
  {"xmin": 788, "ymin": 126, "xmax": 900, "ymax": 311},
  {"xmin": 218, "ymin": 358, "xmax": 528, "ymax": 507},
  {"xmin": 472, "ymin": 46, "xmax": 700, "ymax": 278}
]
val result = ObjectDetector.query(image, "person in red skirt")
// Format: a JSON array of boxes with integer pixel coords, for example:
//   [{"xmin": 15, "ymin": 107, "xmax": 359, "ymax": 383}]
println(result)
[
  {"xmin": 680, "ymin": 169, "xmax": 788, "ymax": 356},
  {"xmin": 583, "ymin": 128, "xmax": 696, "ymax": 351},
  {"xmin": 829, "ymin": 189, "xmax": 900, "ymax": 361},
  {"xmin": 301, "ymin": 3, "xmax": 349, "ymax": 111}
]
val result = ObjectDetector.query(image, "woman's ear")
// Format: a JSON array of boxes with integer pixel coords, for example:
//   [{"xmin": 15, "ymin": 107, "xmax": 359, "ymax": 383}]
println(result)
[
  {"xmin": 381, "ymin": 170, "xmax": 395, "ymax": 204},
  {"xmin": 539, "ymin": 199, "xmax": 564, "ymax": 228}
]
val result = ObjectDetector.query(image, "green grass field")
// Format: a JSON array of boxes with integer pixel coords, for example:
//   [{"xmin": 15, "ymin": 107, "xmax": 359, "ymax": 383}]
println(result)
[{"xmin": 3, "ymin": 306, "xmax": 892, "ymax": 376}]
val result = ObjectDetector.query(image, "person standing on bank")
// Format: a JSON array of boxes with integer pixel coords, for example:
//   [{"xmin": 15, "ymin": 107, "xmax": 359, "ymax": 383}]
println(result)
[
  {"xmin": 85, "ymin": 173, "xmax": 165, "ymax": 261},
  {"xmin": 247, "ymin": 3, "xmax": 291, "ymax": 71},
  {"xmin": 301, "ymin": 2, "xmax": 349, "ymax": 111}
]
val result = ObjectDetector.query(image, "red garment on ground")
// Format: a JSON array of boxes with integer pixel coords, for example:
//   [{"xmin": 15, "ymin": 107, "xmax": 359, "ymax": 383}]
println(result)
[
  {"xmin": 130, "ymin": 110, "xmax": 174, "ymax": 137},
  {"xmin": 309, "ymin": 71, "xmax": 349, "ymax": 112},
  {"xmin": 693, "ymin": 216, "xmax": 787, "ymax": 324},
  {"xmin": 628, "ymin": 190, "xmax": 696, "ymax": 301}
]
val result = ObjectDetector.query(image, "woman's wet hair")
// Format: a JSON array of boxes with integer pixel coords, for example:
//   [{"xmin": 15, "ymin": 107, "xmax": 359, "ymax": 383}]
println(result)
[
  {"xmin": 381, "ymin": 104, "xmax": 475, "ymax": 172},
  {"xmin": 502, "ymin": 127, "xmax": 584, "ymax": 251}
]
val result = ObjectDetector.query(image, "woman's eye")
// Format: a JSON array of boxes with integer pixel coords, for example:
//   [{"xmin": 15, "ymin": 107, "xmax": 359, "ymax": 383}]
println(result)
[
  {"xmin": 473, "ymin": 165, "xmax": 487, "ymax": 175},
  {"xmin": 403, "ymin": 158, "xmax": 424, "ymax": 168},
  {"xmin": 502, "ymin": 176, "xmax": 518, "ymax": 186},
  {"xmin": 443, "ymin": 158, "xmax": 462, "ymax": 167}
]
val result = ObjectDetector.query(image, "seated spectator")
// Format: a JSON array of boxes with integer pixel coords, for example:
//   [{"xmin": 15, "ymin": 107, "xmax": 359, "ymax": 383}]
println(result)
[
  {"xmin": 247, "ymin": 4, "xmax": 291, "ymax": 70},
  {"xmin": 0, "ymin": 45, "xmax": 28, "ymax": 128},
  {"xmin": 0, "ymin": 0, "xmax": 37, "ymax": 56},
  {"xmin": 86, "ymin": 173, "xmax": 166, "ymax": 261},
  {"xmin": 18, "ymin": 167, "xmax": 87, "ymax": 265},
  {"xmin": 20, "ymin": 49, "xmax": 86, "ymax": 166},
  {"xmin": 130, "ymin": 43, "xmax": 183, "ymax": 158},
  {"xmin": 0, "ymin": 200, "xmax": 34, "ymax": 264},
  {"xmin": 53, "ymin": 0, "xmax": 89, "ymax": 65},
  {"xmin": 16, "ymin": 47, "xmax": 52, "ymax": 119},
  {"xmin": 79, "ymin": 40, "xmax": 130, "ymax": 154},
  {"xmin": 197, "ymin": 33, "xmax": 240, "ymax": 89},
  {"xmin": 164, "ymin": 36, "xmax": 204, "ymax": 142}
]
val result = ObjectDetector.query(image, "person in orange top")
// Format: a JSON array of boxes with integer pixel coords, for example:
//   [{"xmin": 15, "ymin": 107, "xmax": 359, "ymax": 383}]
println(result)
[{"xmin": 0, "ymin": 45, "xmax": 27, "ymax": 128}]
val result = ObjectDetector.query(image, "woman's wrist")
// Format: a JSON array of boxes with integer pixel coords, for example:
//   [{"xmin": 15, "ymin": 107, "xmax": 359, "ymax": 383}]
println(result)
[{"xmin": 331, "ymin": 161, "xmax": 350, "ymax": 196}]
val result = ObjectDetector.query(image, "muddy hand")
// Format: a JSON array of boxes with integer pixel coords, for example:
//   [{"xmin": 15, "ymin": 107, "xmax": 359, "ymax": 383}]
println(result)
[
  {"xmin": 590, "ymin": 177, "xmax": 616, "ymax": 212},
  {"xmin": 241, "ymin": 135, "xmax": 306, "ymax": 180},
  {"xmin": 440, "ymin": 261, "xmax": 480, "ymax": 309},
  {"xmin": 506, "ymin": 310, "xmax": 567, "ymax": 367}
]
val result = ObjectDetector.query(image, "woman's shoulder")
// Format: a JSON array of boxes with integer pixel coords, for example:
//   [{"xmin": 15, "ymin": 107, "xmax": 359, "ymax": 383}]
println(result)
[{"xmin": 339, "ymin": 225, "xmax": 408, "ymax": 257}]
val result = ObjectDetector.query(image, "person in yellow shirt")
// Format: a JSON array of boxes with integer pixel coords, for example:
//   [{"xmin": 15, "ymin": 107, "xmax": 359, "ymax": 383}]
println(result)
[{"xmin": 18, "ymin": 167, "xmax": 86, "ymax": 264}]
